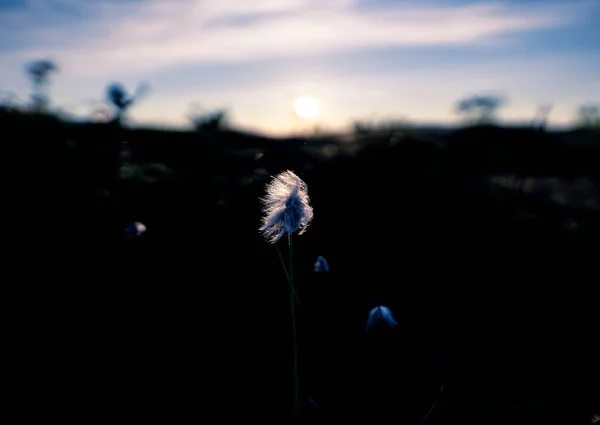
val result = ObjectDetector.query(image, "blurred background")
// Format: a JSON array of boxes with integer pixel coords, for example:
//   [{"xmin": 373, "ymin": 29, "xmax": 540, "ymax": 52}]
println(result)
[
  {"xmin": 2, "ymin": 0, "xmax": 598, "ymax": 423},
  {"xmin": 1, "ymin": 0, "xmax": 599, "ymax": 134}
]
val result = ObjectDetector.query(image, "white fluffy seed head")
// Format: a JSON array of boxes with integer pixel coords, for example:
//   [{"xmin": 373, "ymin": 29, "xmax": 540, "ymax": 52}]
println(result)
[{"xmin": 259, "ymin": 170, "xmax": 313, "ymax": 244}]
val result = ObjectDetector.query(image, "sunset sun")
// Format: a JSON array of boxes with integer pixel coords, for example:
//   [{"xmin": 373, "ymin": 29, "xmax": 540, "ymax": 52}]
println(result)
[{"xmin": 293, "ymin": 96, "xmax": 320, "ymax": 119}]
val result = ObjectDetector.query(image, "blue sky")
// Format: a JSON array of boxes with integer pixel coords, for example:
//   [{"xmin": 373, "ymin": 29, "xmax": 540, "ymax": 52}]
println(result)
[{"xmin": 1, "ymin": 0, "xmax": 598, "ymax": 135}]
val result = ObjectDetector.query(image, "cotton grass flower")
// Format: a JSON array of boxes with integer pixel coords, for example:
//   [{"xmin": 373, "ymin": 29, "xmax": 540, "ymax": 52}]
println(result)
[
  {"xmin": 259, "ymin": 170, "xmax": 313, "ymax": 244},
  {"xmin": 365, "ymin": 305, "xmax": 399, "ymax": 332},
  {"xmin": 314, "ymin": 256, "xmax": 329, "ymax": 273},
  {"xmin": 258, "ymin": 170, "xmax": 314, "ymax": 420}
]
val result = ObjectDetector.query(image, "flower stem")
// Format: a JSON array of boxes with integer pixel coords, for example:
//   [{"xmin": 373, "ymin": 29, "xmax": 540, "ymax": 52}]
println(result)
[
  {"xmin": 289, "ymin": 235, "xmax": 299, "ymax": 419},
  {"xmin": 275, "ymin": 244, "xmax": 302, "ymax": 309}
]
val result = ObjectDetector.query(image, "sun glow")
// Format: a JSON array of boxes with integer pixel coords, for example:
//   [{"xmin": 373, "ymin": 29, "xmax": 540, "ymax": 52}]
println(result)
[{"xmin": 293, "ymin": 96, "xmax": 320, "ymax": 119}]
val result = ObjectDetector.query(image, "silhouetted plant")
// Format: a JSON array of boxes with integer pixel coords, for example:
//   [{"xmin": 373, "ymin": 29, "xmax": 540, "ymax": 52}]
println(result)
[
  {"xmin": 0, "ymin": 90, "xmax": 19, "ymax": 111},
  {"xmin": 26, "ymin": 59, "xmax": 58, "ymax": 112},
  {"xmin": 189, "ymin": 104, "xmax": 228, "ymax": 131},
  {"xmin": 353, "ymin": 121, "xmax": 373, "ymax": 135},
  {"xmin": 532, "ymin": 104, "xmax": 553, "ymax": 130},
  {"xmin": 455, "ymin": 94, "xmax": 506, "ymax": 125},
  {"xmin": 106, "ymin": 81, "xmax": 150, "ymax": 123},
  {"xmin": 353, "ymin": 118, "xmax": 408, "ymax": 136},
  {"xmin": 576, "ymin": 104, "xmax": 600, "ymax": 129}
]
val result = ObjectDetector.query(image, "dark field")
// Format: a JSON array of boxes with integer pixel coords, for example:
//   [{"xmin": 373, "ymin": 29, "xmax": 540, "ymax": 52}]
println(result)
[{"xmin": 8, "ymin": 110, "xmax": 599, "ymax": 423}]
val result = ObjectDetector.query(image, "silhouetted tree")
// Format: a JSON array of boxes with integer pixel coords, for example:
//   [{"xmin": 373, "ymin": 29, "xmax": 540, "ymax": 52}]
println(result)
[
  {"xmin": 576, "ymin": 104, "xmax": 600, "ymax": 129},
  {"xmin": 26, "ymin": 59, "xmax": 58, "ymax": 112},
  {"xmin": 106, "ymin": 81, "xmax": 150, "ymax": 123},
  {"xmin": 455, "ymin": 94, "xmax": 506, "ymax": 125}
]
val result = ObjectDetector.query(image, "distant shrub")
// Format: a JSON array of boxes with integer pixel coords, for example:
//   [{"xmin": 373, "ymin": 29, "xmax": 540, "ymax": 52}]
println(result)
[
  {"xmin": 576, "ymin": 104, "xmax": 600, "ymax": 130},
  {"xmin": 190, "ymin": 109, "xmax": 227, "ymax": 131}
]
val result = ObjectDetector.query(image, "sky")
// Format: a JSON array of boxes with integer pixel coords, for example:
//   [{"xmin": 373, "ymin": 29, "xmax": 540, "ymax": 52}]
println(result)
[{"xmin": 1, "ymin": 0, "xmax": 599, "ymax": 136}]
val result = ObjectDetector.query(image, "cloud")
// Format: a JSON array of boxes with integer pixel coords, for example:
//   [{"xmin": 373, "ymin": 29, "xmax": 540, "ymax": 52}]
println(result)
[{"xmin": 0, "ymin": 0, "xmax": 591, "ymax": 78}]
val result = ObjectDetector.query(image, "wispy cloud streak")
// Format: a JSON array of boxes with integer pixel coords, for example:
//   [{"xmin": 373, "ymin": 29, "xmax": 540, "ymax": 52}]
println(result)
[{"xmin": 0, "ymin": 0, "xmax": 591, "ymax": 77}]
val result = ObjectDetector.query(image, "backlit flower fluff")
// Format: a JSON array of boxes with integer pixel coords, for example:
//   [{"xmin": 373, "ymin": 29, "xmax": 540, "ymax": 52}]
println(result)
[
  {"xmin": 314, "ymin": 256, "xmax": 329, "ymax": 273},
  {"xmin": 365, "ymin": 305, "xmax": 399, "ymax": 332},
  {"xmin": 259, "ymin": 170, "xmax": 313, "ymax": 244}
]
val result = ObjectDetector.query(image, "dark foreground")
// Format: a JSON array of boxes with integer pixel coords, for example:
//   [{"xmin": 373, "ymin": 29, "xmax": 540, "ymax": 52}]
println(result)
[{"xmin": 8, "ymin": 113, "xmax": 599, "ymax": 423}]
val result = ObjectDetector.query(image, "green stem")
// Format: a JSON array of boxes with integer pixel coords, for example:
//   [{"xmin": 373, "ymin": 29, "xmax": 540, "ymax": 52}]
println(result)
[
  {"xmin": 289, "ymin": 235, "xmax": 299, "ymax": 419},
  {"xmin": 275, "ymin": 244, "xmax": 302, "ymax": 309}
]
